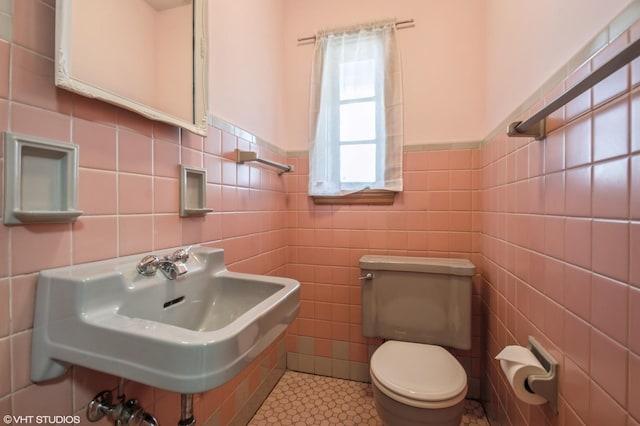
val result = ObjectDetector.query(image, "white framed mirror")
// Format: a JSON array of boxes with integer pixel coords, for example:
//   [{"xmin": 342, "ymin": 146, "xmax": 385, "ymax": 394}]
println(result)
[{"xmin": 55, "ymin": 0, "xmax": 208, "ymax": 136}]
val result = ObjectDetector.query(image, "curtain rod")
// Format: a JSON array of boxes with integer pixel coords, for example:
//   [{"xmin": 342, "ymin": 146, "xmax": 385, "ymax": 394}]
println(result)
[{"xmin": 297, "ymin": 19, "xmax": 414, "ymax": 43}]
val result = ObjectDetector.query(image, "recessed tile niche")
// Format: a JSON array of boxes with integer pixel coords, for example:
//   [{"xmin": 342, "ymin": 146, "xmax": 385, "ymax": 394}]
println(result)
[
  {"xmin": 179, "ymin": 165, "xmax": 213, "ymax": 217},
  {"xmin": 3, "ymin": 132, "xmax": 82, "ymax": 225}
]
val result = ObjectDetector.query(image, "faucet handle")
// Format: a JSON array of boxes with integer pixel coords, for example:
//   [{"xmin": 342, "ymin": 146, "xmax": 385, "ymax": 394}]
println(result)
[
  {"xmin": 171, "ymin": 248, "xmax": 190, "ymax": 263},
  {"xmin": 136, "ymin": 255, "xmax": 159, "ymax": 276}
]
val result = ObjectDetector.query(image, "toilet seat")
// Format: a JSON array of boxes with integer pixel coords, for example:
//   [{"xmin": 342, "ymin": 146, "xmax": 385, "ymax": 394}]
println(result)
[{"xmin": 370, "ymin": 341, "xmax": 468, "ymax": 409}]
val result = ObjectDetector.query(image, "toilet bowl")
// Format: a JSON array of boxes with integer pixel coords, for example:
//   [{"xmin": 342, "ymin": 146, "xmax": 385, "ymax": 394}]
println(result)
[
  {"xmin": 359, "ymin": 254, "xmax": 475, "ymax": 426},
  {"xmin": 370, "ymin": 341, "xmax": 467, "ymax": 426}
]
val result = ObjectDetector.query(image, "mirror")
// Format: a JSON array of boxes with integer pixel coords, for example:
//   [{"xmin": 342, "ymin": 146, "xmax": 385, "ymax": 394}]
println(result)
[{"xmin": 55, "ymin": 0, "xmax": 208, "ymax": 136}]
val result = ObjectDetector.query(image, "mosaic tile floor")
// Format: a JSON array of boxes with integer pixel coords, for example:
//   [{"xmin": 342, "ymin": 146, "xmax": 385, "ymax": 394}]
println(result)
[{"xmin": 249, "ymin": 371, "xmax": 490, "ymax": 425}]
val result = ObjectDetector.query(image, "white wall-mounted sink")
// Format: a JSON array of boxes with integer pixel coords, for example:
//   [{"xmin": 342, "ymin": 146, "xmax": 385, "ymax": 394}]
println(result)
[{"xmin": 31, "ymin": 247, "xmax": 300, "ymax": 394}]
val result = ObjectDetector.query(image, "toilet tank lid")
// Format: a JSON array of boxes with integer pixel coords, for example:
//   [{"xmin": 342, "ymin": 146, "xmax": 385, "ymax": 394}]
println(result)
[{"xmin": 359, "ymin": 255, "xmax": 475, "ymax": 276}]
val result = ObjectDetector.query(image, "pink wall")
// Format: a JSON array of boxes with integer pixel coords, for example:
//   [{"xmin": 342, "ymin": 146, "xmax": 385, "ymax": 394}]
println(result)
[
  {"xmin": 283, "ymin": 0, "xmax": 487, "ymax": 151},
  {"xmin": 284, "ymin": 0, "xmax": 636, "ymax": 150},
  {"xmin": 283, "ymin": 148, "xmax": 484, "ymax": 395},
  {"xmin": 72, "ymin": 0, "xmax": 193, "ymax": 122},
  {"xmin": 480, "ymin": 22, "xmax": 640, "ymax": 425},
  {"xmin": 485, "ymin": 0, "xmax": 633, "ymax": 135},
  {"xmin": 154, "ymin": 4, "xmax": 192, "ymax": 121},
  {"xmin": 72, "ymin": 0, "xmax": 157, "ymax": 108},
  {"xmin": 208, "ymin": 0, "xmax": 286, "ymax": 146}
]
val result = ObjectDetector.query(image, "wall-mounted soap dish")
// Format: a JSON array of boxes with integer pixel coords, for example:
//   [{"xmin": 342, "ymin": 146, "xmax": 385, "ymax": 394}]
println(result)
[
  {"xmin": 179, "ymin": 165, "xmax": 212, "ymax": 217},
  {"xmin": 3, "ymin": 132, "xmax": 83, "ymax": 226}
]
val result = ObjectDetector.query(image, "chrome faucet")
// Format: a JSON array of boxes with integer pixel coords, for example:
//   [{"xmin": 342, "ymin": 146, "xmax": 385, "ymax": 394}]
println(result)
[{"xmin": 136, "ymin": 248, "xmax": 190, "ymax": 280}]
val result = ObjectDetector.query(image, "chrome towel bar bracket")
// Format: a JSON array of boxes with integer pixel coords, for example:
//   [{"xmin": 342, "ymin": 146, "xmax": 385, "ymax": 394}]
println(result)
[{"xmin": 235, "ymin": 149, "xmax": 294, "ymax": 175}]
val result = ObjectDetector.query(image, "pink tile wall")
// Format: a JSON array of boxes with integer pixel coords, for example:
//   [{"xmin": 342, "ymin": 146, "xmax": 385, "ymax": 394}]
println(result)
[
  {"xmin": 0, "ymin": 1, "xmax": 289, "ymax": 424},
  {"xmin": 480, "ymin": 24, "xmax": 640, "ymax": 426},
  {"xmin": 284, "ymin": 146, "xmax": 483, "ymax": 394}
]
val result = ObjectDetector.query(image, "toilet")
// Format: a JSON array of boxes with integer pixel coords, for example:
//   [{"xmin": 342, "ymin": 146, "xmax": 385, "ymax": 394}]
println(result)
[{"xmin": 359, "ymin": 255, "xmax": 475, "ymax": 426}]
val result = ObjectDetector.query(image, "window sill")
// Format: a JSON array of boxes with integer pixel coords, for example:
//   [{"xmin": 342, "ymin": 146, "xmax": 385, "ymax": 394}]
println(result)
[{"xmin": 311, "ymin": 189, "xmax": 397, "ymax": 205}]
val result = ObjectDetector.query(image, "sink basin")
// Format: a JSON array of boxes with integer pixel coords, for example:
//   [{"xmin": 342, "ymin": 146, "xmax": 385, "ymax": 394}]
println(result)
[{"xmin": 30, "ymin": 246, "xmax": 300, "ymax": 394}]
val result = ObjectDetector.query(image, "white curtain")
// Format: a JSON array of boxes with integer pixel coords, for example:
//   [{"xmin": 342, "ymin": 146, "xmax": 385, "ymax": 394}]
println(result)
[{"xmin": 308, "ymin": 19, "xmax": 403, "ymax": 196}]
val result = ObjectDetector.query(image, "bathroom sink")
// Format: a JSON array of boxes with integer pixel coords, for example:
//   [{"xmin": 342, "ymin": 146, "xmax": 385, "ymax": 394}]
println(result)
[{"xmin": 30, "ymin": 246, "xmax": 300, "ymax": 394}]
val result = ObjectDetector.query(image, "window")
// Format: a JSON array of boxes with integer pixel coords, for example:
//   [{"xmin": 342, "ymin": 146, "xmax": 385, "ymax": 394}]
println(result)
[
  {"xmin": 308, "ymin": 20, "xmax": 403, "ymax": 201},
  {"xmin": 338, "ymin": 57, "xmax": 380, "ymax": 186}
]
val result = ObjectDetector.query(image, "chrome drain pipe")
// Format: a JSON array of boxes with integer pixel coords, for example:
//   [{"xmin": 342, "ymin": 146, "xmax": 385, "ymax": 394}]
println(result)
[{"xmin": 178, "ymin": 394, "xmax": 196, "ymax": 426}]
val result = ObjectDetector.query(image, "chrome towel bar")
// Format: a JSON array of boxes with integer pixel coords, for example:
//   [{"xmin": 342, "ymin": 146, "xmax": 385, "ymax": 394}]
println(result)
[
  {"xmin": 235, "ymin": 149, "xmax": 294, "ymax": 175},
  {"xmin": 508, "ymin": 37, "xmax": 640, "ymax": 140}
]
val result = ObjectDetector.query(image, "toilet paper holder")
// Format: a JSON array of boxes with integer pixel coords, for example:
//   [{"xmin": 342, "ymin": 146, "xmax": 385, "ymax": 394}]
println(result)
[{"xmin": 526, "ymin": 336, "xmax": 558, "ymax": 414}]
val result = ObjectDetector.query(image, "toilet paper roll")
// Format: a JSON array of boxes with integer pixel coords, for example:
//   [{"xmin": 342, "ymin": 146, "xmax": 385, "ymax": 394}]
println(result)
[{"xmin": 495, "ymin": 345, "xmax": 548, "ymax": 405}]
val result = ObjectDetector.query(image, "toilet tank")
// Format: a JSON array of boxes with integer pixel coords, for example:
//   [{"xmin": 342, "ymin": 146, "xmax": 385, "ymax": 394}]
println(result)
[{"xmin": 360, "ymin": 255, "xmax": 475, "ymax": 350}]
